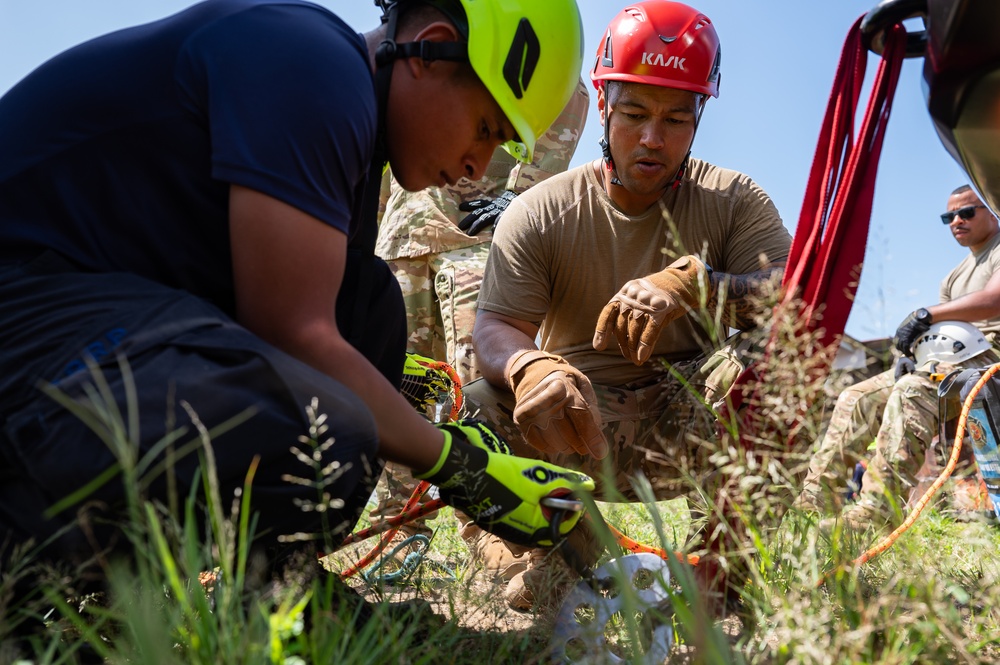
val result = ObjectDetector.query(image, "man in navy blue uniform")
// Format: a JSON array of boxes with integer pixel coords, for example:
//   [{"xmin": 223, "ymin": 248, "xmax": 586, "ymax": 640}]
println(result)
[{"xmin": 0, "ymin": 0, "xmax": 592, "ymax": 593}]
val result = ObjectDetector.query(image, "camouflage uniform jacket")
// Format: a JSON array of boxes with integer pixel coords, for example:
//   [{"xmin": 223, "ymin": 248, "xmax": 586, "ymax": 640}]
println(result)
[{"xmin": 375, "ymin": 79, "xmax": 590, "ymax": 261}]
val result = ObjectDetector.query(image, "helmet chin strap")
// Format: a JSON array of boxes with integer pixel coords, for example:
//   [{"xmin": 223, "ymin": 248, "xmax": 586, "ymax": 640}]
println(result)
[
  {"xmin": 370, "ymin": 5, "xmax": 400, "ymax": 172},
  {"xmin": 599, "ymin": 106, "xmax": 623, "ymax": 187},
  {"xmin": 600, "ymin": 94, "xmax": 708, "ymax": 193}
]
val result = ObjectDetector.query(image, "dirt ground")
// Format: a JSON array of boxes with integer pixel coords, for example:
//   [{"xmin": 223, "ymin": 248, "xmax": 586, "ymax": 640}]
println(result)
[
  {"xmin": 333, "ymin": 538, "xmax": 744, "ymax": 663},
  {"xmin": 333, "ymin": 537, "xmax": 539, "ymax": 632}
]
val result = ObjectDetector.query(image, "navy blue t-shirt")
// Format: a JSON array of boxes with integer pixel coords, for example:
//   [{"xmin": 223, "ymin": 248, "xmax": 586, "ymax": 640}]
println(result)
[{"xmin": 0, "ymin": 0, "xmax": 376, "ymax": 315}]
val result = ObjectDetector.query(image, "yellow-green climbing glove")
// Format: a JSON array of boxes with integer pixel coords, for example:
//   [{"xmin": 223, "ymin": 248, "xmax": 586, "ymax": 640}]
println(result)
[
  {"xmin": 399, "ymin": 352, "xmax": 456, "ymax": 419},
  {"xmin": 416, "ymin": 420, "xmax": 595, "ymax": 547}
]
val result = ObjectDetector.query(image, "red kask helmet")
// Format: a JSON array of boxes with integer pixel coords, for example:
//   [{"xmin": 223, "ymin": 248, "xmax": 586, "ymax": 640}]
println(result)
[{"xmin": 591, "ymin": 1, "xmax": 721, "ymax": 98}]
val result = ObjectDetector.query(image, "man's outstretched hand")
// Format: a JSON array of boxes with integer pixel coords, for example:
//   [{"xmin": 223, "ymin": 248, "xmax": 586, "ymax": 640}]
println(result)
[{"xmin": 594, "ymin": 255, "xmax": 709, "ymax": 365}]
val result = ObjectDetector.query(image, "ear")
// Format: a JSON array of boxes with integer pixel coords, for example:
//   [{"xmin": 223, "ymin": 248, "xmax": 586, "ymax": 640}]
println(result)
[
  {"xmin": 410, "ymin": 20, "xmax": 461, "ymax": 44},
  {"xmin": 401, "ymin": 20, "xmax": 462, "ymax": 79},
  {"xmin": 596, "ymin": 86, "xmax": 607, "ymax": 127}
]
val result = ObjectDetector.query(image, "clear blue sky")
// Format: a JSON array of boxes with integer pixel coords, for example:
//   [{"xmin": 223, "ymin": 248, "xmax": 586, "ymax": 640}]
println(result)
[{"xmin": 0, "ymin": 1, "xmax": 971, "ymax": 342}]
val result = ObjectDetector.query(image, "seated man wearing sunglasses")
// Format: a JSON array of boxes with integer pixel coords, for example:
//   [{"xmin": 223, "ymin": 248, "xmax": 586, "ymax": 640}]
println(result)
[{"xmin": 797, "ymin": 184, "xmax": 1000, "ymax": 530}]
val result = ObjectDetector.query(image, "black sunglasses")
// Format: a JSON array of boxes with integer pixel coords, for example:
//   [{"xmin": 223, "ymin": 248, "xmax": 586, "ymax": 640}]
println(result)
[{"xmin": 940, "ymin": 204, "xmax": 986, "ymax": 224}]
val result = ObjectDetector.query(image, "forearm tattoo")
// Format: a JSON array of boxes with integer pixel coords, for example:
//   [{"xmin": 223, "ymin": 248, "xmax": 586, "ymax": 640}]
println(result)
[{"xmin": 707, "ymin": 266, "xmax": 784, "ymax": 330}]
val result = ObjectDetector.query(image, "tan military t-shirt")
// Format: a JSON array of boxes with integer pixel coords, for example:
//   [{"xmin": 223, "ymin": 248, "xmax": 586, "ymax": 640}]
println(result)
[
  {"xmin": 479, "ymin": 157, "xmax": 792, "ymax": 385},
  {"xmin": 940, "ymin": 230, "xmax": 1000, "ymax": 335}
]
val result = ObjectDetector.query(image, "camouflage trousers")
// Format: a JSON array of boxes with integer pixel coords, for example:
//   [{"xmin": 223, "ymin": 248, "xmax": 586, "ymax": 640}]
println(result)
[
  {"xmin": 461, "ymin": 335, "xmax": 758, "ymax": 510},
  {"xmin": 369, "ymin": 243, "xmax": 489, "ymax": 532},
  {"xmin": 799, "ymin": 350, "xmax": 999, "ymax": 511},
  {"xmin": 385, "ymin": 243, "xmax": 489, "ymax": 386}
]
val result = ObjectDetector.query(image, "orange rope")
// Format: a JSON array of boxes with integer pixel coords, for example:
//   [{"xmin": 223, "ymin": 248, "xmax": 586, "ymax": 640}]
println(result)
[
  {"xmin": 336, "ymin": 356, "xmax": 462, "ymax": 579},
  {"xmin": 339, "ymin": 362, "xmax": 1000, "ymax": 584},
  {"xmin": 604, "ymin": 519, "xmax": 700, "ymax": 566},
  {"xmin": 821, "ymin": 363, "xmax": 1000, "ymax": 583},
  {"xmin": 429, "ymin": 359, "xmax": 463, "ymax": 420},
  {"xmin": 411, "ymin": 356, "xmax": 463, "ymax": 421},
  {"xmin": 338, "ymin": 492, "xmax": 443, "ymax": 549},
  {"xmin": 336, "ymin": 481, "xmax": 438, "ymax": 579},
  {"xmin": 333, "ymin": 490, "xmax": 700, "ymax": 577}
]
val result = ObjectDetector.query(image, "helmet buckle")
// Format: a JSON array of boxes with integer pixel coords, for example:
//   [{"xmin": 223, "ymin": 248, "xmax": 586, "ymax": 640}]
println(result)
[{"xmin": 375, "ymin": 39, "xmax": 397, "ymax": 66}]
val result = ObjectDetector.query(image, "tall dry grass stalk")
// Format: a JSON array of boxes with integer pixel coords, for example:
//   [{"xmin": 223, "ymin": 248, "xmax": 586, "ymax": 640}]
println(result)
[{"xmin": 5, "ymin": 297, "xmax": 1000, "ymax": 663}]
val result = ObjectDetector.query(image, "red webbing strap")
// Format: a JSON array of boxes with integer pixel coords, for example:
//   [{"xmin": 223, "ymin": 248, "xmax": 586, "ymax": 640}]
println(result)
[{"xmin": 721, "ymin": 17, "xmax": 907, "ymax": 448}]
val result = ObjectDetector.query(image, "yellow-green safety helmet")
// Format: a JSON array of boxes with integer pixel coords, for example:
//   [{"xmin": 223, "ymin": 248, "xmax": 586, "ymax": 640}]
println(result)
[{"xmin": 377, "ymin": 0, "xmax": 584, "ymax": 163}]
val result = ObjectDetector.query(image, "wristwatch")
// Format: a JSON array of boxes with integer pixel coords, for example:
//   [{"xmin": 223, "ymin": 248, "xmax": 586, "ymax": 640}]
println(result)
[{"xmin": 914, "ymin": 307, "xmax": 933, "ymax": 325}]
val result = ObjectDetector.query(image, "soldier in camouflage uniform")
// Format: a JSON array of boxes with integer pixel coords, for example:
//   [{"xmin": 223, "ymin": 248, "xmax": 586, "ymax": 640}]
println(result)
[
  {"xmin": 799, "ymin": 185, "xmax": 1000, "ymax": 529},
  {"xmin": 368, "ymin": 79, "xmax": 590, "ymax": 538}
]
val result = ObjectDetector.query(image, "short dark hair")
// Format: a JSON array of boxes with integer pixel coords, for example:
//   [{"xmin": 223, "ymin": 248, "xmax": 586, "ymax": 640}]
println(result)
[
  {"xmin": 398, "ymin": 1, "xmax": 467, "ymax": 39},
  {"xmin": 951, "ymin": 184, "xmax": 973, "ymax": 196}
]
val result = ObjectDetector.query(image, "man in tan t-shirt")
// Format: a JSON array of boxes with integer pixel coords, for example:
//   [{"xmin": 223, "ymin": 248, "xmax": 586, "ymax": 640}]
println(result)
[
  {"xmin": 800, "ymin": 184, "xmax": 1000, "ymax": 530},
  {"xmin": 461, "ymin": 0, "xmax": 792, "ymax": 615}
]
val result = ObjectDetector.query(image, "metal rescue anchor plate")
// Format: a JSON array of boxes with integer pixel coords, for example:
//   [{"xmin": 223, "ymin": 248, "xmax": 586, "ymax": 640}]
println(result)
[{"xmin": 549, "ymin": 553, "xmax": 674, "ymax": 664}]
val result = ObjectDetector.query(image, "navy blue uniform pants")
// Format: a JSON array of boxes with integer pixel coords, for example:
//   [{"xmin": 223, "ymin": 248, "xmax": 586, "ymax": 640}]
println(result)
[{"xmin": 0, "ymin": 252, "xmax": 405, "ymax": 573}]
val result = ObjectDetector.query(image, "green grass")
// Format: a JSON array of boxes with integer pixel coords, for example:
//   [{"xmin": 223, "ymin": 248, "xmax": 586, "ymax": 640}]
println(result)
[
  {"xmin": 325, "ymin": 498, "xmax": 1000, "ymax": 664},
  {"xmin": 7, "ymin": 474, "xmax": 1000, "ymax": 664},
  {"xmin": 7, "ymin": 336, "xmax": 1000, "ymax": 663}
]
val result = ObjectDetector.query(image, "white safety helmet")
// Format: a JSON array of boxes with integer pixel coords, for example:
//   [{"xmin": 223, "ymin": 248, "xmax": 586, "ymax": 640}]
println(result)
[{"xmin": 911, "ymin": 321, "xmax": 992, "ymax": 367}]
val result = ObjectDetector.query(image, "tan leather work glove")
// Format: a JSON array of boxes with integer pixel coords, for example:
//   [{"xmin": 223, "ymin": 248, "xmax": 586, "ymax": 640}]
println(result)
[
  {"xmin": 593, "ymin": 255, "xmax": 710, "ymax": 365},
  {"xmin": 504, "ymin": 349, "xmax": 608, "ymax": 459}
]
